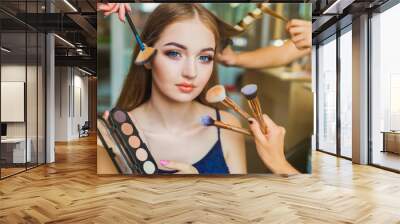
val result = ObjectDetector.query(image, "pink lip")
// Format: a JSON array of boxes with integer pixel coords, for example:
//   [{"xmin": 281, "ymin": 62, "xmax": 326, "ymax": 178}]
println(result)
[{"xmin": 176, "ymin": 82, "xmax": 195, "ymax": 93}]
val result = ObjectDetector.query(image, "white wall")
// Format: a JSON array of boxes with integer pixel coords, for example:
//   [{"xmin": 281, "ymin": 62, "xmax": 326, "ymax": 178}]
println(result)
[
  {"xmin": 1, "ymin": 64, "xmax": 46, "ymax": 164},
  {"xmin": 1, "ymin": 65, "xmax": 38, "ymax": 138},
  {"xmin": 54, "ymin": 67, "xmax": 89, "ymax": 141},
  {"xmin": 55, "ymin": 66, "xmax": 69, "ymax": 141}
]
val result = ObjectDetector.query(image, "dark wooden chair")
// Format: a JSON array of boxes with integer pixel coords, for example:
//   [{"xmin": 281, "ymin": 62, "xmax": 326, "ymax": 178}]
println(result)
[{"xmin": 78, "ymin": 121, "xmax": 90, "ymax": 138}]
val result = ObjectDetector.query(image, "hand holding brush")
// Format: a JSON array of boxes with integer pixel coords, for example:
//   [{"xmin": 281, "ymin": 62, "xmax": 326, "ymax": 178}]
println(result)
[
  {"xmin": 97, "ymin": 3, "xmax": 132, "ymax": 22},
  {"xmin": 286, "ymin": 19, "xmax": 312, "ymax": 50},
  {"xmin": 248, "ymin": 114, "xmax": 299, "ymax": 175}
]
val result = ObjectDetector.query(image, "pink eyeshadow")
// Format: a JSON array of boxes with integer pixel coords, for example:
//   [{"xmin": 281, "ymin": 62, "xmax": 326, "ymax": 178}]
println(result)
[
  {"xmin": 136, "ymin": 148, "xmax": 148, "ymax": 161},
  {"xmin": 128, "ymin": 135, "xmax": 141, "ymax": 148}
]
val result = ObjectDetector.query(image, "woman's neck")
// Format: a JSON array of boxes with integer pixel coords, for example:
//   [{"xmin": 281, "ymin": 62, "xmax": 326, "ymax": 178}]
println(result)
[{"xmin": 142, "ymin": 86, "xmax": 201, "ymax": 133}]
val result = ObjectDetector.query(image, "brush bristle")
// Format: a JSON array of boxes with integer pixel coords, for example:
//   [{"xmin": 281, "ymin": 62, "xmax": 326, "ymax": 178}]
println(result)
[
  {"xmin": 200, "ymin": 115, "xmax": 215, "ymax": 126},
  {"xmin": 249, "ymin": 8, "xmax": 262, "ymax": 19},
  {"xmin": 206, "ymin": 85, "xmax": 226, "ymax": 103},
  {"xmin": 258, "ymin": 4, "xmax": 288, "ymax": 22},
  {"xmin": 242, "ymin": 15, "xmax": 255, "ymax": 25},
  {"xmin": 135, "ymin": 47, "xmax": 157, "ymax": 65},
  {"xmin": 234, "ymin": 25, "xmax": 244, "ymax": 32},
  {"xmin": 241, "ymin": 84, "xmax": 258, "ymax": 100}
]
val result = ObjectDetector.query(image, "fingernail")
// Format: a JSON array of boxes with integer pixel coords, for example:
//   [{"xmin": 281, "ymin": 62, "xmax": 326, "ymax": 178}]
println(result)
[
  {"xmin": 160, "ymin": 160, "xmax": 169, "ymax": 166},
  {"xmin": 248, "ymin": 119, "xmax": 253, "ymax": 124}
]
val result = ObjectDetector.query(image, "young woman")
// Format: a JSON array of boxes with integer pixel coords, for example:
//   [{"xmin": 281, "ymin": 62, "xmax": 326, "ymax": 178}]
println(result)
[
  {"xmin": 98, "ymin": 3, "xmax": 300, "ymax": 175},
  {"xmin": 101, "ymin": 3, "xmax": 246, "ymax": 174}
]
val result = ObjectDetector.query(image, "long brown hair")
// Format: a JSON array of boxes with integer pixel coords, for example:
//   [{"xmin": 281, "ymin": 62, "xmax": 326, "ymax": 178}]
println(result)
[{"xmin": 116, "ymin": 3, "xmax": 240, "ymax": 111}]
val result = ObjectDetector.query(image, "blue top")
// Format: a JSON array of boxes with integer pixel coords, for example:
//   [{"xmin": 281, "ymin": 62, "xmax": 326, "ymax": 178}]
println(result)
[{"xmin": 158, "ymin": 109, "xmax": 230, "ymax": 174}]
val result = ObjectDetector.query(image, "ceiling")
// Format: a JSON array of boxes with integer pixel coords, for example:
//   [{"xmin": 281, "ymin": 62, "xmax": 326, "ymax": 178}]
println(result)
[
  {"xmin": 311, "ymin": 0, "xmax": 391, "ymax": 44},
  {"xmin": 0, "ymin": 0, "xmax": 96, "ymax": 74}
]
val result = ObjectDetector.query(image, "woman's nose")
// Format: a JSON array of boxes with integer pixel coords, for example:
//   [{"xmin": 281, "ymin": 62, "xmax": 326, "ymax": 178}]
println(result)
[{"xmin": 182, "ymin": 57, "xmax": 197, "ymax": 79}]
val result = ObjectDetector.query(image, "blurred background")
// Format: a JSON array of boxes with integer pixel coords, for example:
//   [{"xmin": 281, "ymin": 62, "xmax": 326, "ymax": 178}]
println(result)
[{"xmin": 97, "ymin": 3, "xmax": 312, "ymax": 173}]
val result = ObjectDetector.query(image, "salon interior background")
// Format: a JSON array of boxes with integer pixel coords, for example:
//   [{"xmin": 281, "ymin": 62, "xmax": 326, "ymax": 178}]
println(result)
[
  {"xmin": 0, "ymin": 0, "xmax": 97, "ymax": 179},
  {"xmin": 97, "ymin": 3, "xmax": 313, "ymax": 173}
]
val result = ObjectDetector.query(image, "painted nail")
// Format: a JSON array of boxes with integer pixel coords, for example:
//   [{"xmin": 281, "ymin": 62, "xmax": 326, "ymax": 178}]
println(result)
[{"xmin": 160, "ymin": 160, "xmax": 169, "ymax": 166}]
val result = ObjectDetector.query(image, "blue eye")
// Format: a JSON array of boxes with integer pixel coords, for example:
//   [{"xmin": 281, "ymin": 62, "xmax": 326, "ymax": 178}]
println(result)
[
  {"xmin": 199, "ymin": 55, "xmax": 213, "ymax": 63},
  {"xmin": 165, "ymin": 50, "xmax": 181, "ymax": 59}
]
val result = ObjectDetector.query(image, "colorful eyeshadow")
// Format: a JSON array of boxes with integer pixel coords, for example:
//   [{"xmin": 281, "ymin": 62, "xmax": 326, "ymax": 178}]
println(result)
[
  {"xmin": 113, "ymin": 110, "xmax": 126, "ymax": 123},
  {"xmin": 128, "ymin": 135, "xmax": 141, "ymax": 148},
  {"xmin": 109, "ymin": 108, "xmax": 159, "ymax": 175},
  {"xmin": 121, "ymin": 123, "xmax": 133, "ymax": 135},
  {"xmin": 136, "ymin": 148, "xmax": 148, "ymax": 161},
  {"xmin": 143, "ymin": 161, "xmax": 156, "ymax": 174}
]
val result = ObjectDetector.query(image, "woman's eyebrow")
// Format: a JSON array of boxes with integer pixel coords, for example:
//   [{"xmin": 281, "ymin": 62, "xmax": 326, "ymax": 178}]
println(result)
[
  {"xmin": 163, "ymin": 42, "xmax": 215, "ymax": 53},
  {"xmin": 164, "ymin": 42, "xmax": 187, "ymax": 49},
  {"xmin": 201, "ymin": 48, "xmax": 215, "ymax": 53}
]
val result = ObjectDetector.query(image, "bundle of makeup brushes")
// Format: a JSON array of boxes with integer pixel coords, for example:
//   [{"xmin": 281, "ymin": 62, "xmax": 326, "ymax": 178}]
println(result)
[
  {"xmin": 234, "ymin": 3, "xmax": 288, "ymax": 32},
  {"xmin": 201, "ymin": 84, "xmax": 268, "ymax": 137}
]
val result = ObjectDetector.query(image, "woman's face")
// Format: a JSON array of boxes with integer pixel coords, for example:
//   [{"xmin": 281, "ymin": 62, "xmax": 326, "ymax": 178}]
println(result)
[{"xmin": 150, "ymin": 18, "xmax": 216, "ymax": 103}]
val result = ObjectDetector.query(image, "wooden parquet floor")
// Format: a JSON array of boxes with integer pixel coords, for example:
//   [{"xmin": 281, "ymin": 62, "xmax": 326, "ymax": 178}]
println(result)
[{"xmin": 0, "ymin": 135, "xmax": 399, "ymax": 223}]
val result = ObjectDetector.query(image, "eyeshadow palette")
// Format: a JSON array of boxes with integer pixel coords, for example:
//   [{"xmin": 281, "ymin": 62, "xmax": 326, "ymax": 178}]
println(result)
[
  {"xmin": 97, "ymin": 117, "xmax": 134, "ymax": 174},
  {"xmin": 108, "ymin": 108, "xmax": 158, "ymax": 175}
]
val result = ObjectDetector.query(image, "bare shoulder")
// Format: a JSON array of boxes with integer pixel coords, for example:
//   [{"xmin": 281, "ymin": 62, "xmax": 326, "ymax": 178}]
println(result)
[
  {"xmin": 218, "ymin": 110, "xmax": 243, "ymax": 143},
  {"xmin": 127, "ymin": 104, "xmax": 150, "ymax": 131},
  {"xmin": 128, "ymin": 103, "xmax": 147, "ymax": 120},
  {"xmin": 219, "ymin": 110, "xmax": 242, "ymax": 127},
  {"xmin": 194, "ymin": 102, "xmax": 219, "ymax": 119},
  {"xmin": 218, "ymin": 110, "xmax": 247, "ymax": 174}
]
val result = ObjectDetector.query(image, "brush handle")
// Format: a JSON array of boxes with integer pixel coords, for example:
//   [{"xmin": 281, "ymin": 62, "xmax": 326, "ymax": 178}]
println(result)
[
  {"xmin": 222, "ymin": 98, "xmax": 251, "ymax": 120},
  {"xmin": 126, "ymin": 13, "xmax": 145, "ymax": 51},
  {"xmin": 248, "ymin": 98, "xmax": 268, "ymax": 134},
  {"xmin": 214, "ymin": 120, "xmax": 253, "ymax": 136},
  {"xmin": 259, "ymin": 4, "xmax": 288, "ymax": 22}
]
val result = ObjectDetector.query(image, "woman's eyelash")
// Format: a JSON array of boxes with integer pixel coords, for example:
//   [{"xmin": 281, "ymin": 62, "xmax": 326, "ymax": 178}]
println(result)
[
  {"xmin": 165, "ymin": 50, "xmax": 181, "ymax": 58},
  {"xmin": 164, "ymin": 50, "xmax": 213, "ymax": 63},
  {"xmin": 199, "ymin": 55, "xmax": 213, "ymax": 63}
]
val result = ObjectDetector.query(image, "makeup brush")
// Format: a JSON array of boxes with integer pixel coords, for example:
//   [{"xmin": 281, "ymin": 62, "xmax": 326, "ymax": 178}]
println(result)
[
  {"xmin": 249, "ymin": 7, "xmax": 263, "ymax": 19},
  {"xmin": 258, "ymin": 3, "xmax": 289, "ymax": 22},
  {"xmin": 201, "ymin": 115, "xmax": 252, "ymax": 136},
  {"xmin": 233, "ymin": 8, "xmax": 264, "ymax": 32},
  {"xmin": 241, "ymin": 84, "xmax": 268, "ymax": 134},
  {"xmin": 125, "ymin": 13, "xmax": 157, "ymax": 65},
  {"xmin": 206, "ymin": 85, "xmax": 250, "ymax": 120},
  {"xmin": 234, "ymin": 14, "xmax": 255, "ymax": 31}
]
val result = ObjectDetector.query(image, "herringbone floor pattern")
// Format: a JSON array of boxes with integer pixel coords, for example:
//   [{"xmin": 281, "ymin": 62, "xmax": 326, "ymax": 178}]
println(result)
[{"xmin": 1, "ymin": 135, "xmax": 399, "ymax": 223}]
